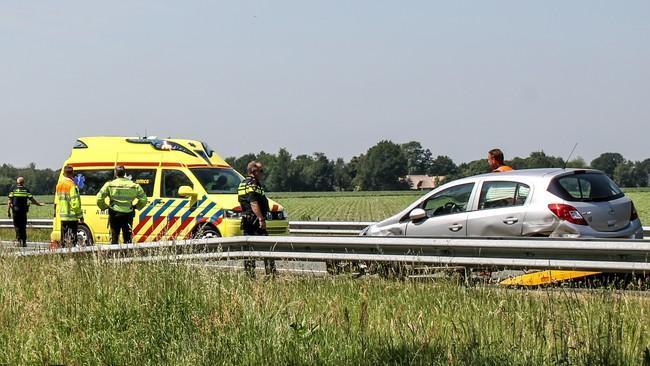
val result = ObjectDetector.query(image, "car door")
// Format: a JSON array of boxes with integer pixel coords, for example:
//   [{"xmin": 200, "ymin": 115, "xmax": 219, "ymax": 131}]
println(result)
[
  {"xmin": 466, "ymin": 180, "xmax": 531, "ymax": 237},
  {"xmin": 405, "ymin": 183, "xmax": 475, "ymax": 237}
]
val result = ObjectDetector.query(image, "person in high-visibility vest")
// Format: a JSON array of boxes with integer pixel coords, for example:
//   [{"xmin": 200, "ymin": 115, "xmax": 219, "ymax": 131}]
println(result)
[
  {"xmin": 488, "ymin": 148, "xmax": 514, "ymax": 172},
  {"xmin": 55, "ymin": 165, "xmax": 84, "ymax": 247},
  {"xmin": 237, "ymin": 160, "xmax": 276, "ymax": 276},
  {"xmin": 7, "ymin": 176, "xmax": 44, "ymax": 247},
  {"xmin": 96, "ymin": 165, "xmax": 148, "ymax": 244}
]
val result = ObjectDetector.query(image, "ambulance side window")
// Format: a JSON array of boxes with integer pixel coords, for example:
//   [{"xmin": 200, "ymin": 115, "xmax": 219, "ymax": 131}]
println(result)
[
  {"xmin": 162, "ymin": 170, "xmax": 193, "ymax": 198},
  {"xmin": 127, "ymin": 169, "xmax": 156, "ymax": 197},
  {"xmin": 73, "ymin": 170, "xmax": 114, "ymax": 195}
]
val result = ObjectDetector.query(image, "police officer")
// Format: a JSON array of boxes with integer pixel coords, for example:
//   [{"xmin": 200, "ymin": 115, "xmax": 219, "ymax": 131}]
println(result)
[
  {"xmin": 96, "ymin": 165, "xmax": 148, "ymax": 244},
  {"xmin": 7, "ymin": 177, "xmax": 44, "ymax": 247},
  {"xmin": 55, "ymin": 165, "xmax": 84, "ymax": 247},
  {"xmin": 237, "ymin": 161, "xmax": 276, "ymax": 276},
  {"xmin": 488, "ymin": 148, "xmax": 514, "ymax": 172}
]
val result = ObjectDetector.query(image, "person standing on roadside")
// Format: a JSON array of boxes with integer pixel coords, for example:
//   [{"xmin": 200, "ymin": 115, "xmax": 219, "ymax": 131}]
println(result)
[
  {"xmin": 237, "ymin": 161, "xmax": 276, "ymax": 276},
  {"xmin": 488, "ymin": 148, "xmax": 514, "ymax": 172},
  {"xmin": 54, "ymin": 165, "xmax": 84, "ymax": 247},
  {"xmin": 96, "ymin": 165, "xmax": 148, "ymax": 244},
  {"xmin": 7, "ymin": 177, "xmax": 44, "ymax": 247}
]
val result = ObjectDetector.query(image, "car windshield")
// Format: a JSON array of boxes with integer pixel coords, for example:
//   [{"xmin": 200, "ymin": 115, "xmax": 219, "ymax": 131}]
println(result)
[{"xmin": 190, "ymin": 168, "xmax": 242, "ymax": 194}]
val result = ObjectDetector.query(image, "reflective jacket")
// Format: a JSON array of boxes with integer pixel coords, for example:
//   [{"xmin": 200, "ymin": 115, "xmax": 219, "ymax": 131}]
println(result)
[
  {"xmin": 8, "ymin": 185, "xmax": 33, "ymax": 213},
  {"xmin": 493, "ymin": 165, "xmax": 514, "ymax": 173},
  {"xmin": 55, "ymin": 177, "xmax": 83, "ymax": 221},
  {"xmin": 237, "ymin": 176, "xmax": 269, "ymax": 216},
  {"xmin": 96, "ymin": 177, "xmax": 148, "ymax": 214}
]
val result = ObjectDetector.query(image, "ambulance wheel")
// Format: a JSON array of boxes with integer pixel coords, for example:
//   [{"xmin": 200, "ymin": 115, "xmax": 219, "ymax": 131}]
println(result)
[
  {"xmin": 77, "ymin": 225, "xmax": 94, "ymax": 246},
  {"xmin": 195, "ymin": 225, "xmax": 221, "ymax": 239}
]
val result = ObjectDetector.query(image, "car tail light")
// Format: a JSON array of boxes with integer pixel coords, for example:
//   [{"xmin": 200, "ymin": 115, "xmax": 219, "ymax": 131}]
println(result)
[
  {"xmin": 548, "ymin": 203, "xmax": 588, "ymax": 225},
  {"xmin": 630, "ymin": 202, "xmax": 639, "ymax": 221}
]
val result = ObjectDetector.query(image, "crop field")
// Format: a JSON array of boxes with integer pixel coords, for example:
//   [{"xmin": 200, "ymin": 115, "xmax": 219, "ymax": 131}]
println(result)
[{"xmin": 0, "ymin": 255, "xmax": 649, "ymax": 365}]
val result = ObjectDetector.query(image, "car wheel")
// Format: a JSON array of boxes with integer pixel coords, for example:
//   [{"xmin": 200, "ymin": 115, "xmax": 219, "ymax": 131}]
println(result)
[
  {"xmin": 77, "ymin": 225, "xmax": 94, "ymax": 246},
  {"xmin": 195, "ymin": 225, "xmax": 221, "ymax": 239}
]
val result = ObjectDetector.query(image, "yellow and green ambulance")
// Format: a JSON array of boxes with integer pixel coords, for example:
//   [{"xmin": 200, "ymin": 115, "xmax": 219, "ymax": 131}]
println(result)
[{"xmin": 51, "ymin": 136, "xmax": 288, "ymax": 245}]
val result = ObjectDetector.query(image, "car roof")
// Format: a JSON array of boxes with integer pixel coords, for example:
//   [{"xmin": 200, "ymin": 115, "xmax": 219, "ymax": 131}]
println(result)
[
  {"xmin": 436, "ymin": 168, "xmax": 605, "ymax": 190},
  {"xmin": 472, "ymin": 168, "xmax": 603, "ymax": 179}
]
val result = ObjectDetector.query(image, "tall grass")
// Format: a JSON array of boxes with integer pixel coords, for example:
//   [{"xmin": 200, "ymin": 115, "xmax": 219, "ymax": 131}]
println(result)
[{"xmin": 0, "ymin": 254, "xmax": 648, "ymax": 365}]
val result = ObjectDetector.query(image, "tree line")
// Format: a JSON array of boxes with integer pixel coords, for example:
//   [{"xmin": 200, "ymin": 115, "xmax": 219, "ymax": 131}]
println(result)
[
  {"xmin": 226, "ymin": 141, "xmax": 650, "ymax": 191},
  {"xmin": 1, "ymin": 142, "xmax": 649, "ymax": 195}
]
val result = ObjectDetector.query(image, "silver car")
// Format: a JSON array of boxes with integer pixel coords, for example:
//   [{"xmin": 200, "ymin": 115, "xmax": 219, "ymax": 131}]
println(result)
[{"xmin": 362, "ymin": 168, "xmax": 643, "ymax": 239}]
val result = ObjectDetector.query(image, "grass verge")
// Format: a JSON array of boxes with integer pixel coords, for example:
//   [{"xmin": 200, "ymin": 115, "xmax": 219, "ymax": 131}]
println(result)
[{"xmin": 0, "ymin": 254, "xmax": 649, "ymax": 365}]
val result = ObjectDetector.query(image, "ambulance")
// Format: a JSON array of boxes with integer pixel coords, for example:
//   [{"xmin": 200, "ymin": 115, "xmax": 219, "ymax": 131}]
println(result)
[{"xmin": 51, "ymin": 136, "xmax": 288, "ymax": 245}]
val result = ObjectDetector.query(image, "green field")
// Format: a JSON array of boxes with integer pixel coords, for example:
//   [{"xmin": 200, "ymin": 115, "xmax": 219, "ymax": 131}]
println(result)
[{"xmin": 0, "ymin": 255, "xmax": 648, "ymax": 365}]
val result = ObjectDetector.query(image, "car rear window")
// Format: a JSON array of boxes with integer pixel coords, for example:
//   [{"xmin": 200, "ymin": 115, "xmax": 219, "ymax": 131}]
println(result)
[{"xmin": 548, "ymin": 172, "xmax": 624, "ymax": 202}]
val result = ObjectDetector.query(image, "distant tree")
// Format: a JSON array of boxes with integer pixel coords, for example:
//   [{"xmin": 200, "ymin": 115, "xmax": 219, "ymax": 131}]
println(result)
[
  {"xmin": 400, "ymin": 141, "xmax": 433, "ymax": 174},
  {"xmin": 428, "ymin": 155, "xmax": 457, "ymax": 176},
  {"xmin": 265, "ymin": 148, "xmax": 292, "ymax": 191},
  {"xmin": 333, "ymin": 158, "xmax": 352, "ymax": 191},
  {"xmin": 355, "ymin": 141, "xmax": 408, "ymax": 190},
  {"xmin": 613, "ymin": 161, "xmax": 646, "ymax": 187},
  {"xmin": 290, "ymin": 155, "xmax": 315, "ymax": 191},
  {"xmin": 633, "ymin": 160, "xmax": 650, "ymax": 187},
  {"xmin": 308, "ymin": 153, "xmax": 334, "ymax": 191},
  {"xmin": 450, "ymin": 159, "xmax": 490, "ymax": 180},
  {"xmin": 566, "ymin": 156, "xmax": 589, "ymax": 168},
  {"xmin": 348, "ymin": 155, "xmax": 365, "ymax": 190},
  {"xmin": 524, "ymin": 151, "xmax": 564, "ymax": 168},
  {"xmin": 509, "ymin": 157, "xmax": 528, "ymax": 170},
  {"xmin": 591, "ymin": 152, "xmax": 626, "ymax": 177},
  {"xmin": 226, "ymin": 153, "xmax": 257, "ymax": 175}
]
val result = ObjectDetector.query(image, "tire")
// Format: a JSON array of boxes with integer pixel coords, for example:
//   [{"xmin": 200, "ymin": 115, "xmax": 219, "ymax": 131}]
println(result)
[
  {"xmin": 77, "ymin": 225, "xmax": 94, "ymax": 246},
  {"xmin": 195, "ymin": 225, "xmax": 221, "ymax": 239}
]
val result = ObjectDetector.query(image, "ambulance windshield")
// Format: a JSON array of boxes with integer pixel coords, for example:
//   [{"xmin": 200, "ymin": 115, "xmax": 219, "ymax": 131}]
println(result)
[{"xmin": 191, "ymin": 168, "xmax": 242, "ymax": 194}]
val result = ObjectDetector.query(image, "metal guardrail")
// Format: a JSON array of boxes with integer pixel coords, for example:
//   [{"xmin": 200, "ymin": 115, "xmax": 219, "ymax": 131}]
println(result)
[
  {"xmin": 288, "ymin": 221, "xmax": 373, "ymax": 235},
  {"xmin": 0, "ymin": 219, "xmax": 648, "ymax": 238},
  {"xmin": 17, "ymin": 235, "xmax": 650, "ymax": 273},
  {"xmin": 0, "ymin": 218, "xmax": 54, "ymax": 229}
]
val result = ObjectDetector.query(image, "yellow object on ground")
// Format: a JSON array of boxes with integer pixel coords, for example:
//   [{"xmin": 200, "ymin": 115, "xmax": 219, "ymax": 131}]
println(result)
[
  {"xmin": 51, "ymin": 136, "xmax": 288, "ymax": 244},
  {"xmin": 500, "ymin": 270, "xmax": 600, "ymax": 286}
]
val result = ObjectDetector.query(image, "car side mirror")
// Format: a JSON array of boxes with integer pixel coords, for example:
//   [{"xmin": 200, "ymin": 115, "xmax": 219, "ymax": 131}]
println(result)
[
  {"xmin": 409, "ymin": 208, "xmax": 426, "ymax": 221},
  {"xmin": 178, "ymin": 185, "xmax": 197, "ymax": 199}
]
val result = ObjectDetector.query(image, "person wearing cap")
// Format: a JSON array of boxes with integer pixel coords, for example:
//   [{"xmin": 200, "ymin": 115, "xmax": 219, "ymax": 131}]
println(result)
[
  {"xmin": 237, "ymin": 160, "xmax": 276, "ymax": 276},
  {"xmin": 488, "ymin": 148, "xmax": 514, "ymax": 173},
  {"xmin": 96, "ymin": 165, "xmax": 148, "ymax": 244},
  {"xmin": 55, "ymin": 165, "xmax": 84, "ymax": 247},
  {"xmin": 7, "ymin": 176, "xmax": 44, "ymax": 247}
]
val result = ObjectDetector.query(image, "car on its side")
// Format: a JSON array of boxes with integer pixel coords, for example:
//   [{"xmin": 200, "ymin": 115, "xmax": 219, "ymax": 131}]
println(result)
[{"xmin": 361, "ymin": 168, "xmax": 643, "ymax": 239}]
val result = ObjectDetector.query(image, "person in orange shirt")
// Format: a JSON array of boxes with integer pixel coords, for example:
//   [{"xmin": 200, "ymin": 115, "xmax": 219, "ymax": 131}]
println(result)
[{"xmin": 487, "ymin": 148, "xmax": 513, "ymax": 173}]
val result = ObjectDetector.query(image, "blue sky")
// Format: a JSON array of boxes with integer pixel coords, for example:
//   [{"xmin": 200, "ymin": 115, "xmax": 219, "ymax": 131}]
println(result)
[{"xmin": 1, "ymin": 1, "xmax": 649, "ymax": 168}]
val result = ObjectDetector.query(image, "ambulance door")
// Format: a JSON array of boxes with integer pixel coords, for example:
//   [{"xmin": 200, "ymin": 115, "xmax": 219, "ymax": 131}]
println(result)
[
  {"xmin": 134, "ymin": 169, "xmax": 200, "ymax": 242},
  {"xmin": 127, "ymin": 168, "xmax": 158, "ymax": 243}
]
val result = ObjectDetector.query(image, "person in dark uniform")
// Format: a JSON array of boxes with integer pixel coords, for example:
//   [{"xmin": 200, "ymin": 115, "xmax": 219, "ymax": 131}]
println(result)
[
  {"xmin": 237, "ymin": 161, "xmax": 276, "ymax": 276},
  {"xmin": 7, "ymin": 177, "xmax": 44, "ymax": 247}
]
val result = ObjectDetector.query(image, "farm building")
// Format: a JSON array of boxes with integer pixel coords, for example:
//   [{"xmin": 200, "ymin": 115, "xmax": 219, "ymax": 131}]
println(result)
[{"xmin": 404, "ymin": 175, "xmax": 446, "ymax": 190}]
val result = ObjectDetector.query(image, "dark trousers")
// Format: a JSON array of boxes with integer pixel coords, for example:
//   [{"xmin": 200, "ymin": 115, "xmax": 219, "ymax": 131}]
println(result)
[
  {"xmin": 109, "ymin": 210, "xmax": 134, "ymax": 244},
  {"xmin": 12, "ymin": 211, "xmax": 27, "ymax": 247},
  {"xmin": 61, "ymin": 221, "xmax": 78, "ymax": 248},
  {"xmin": 242, "ymin": 217, "xmax": 276, "ymax": 276}
]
